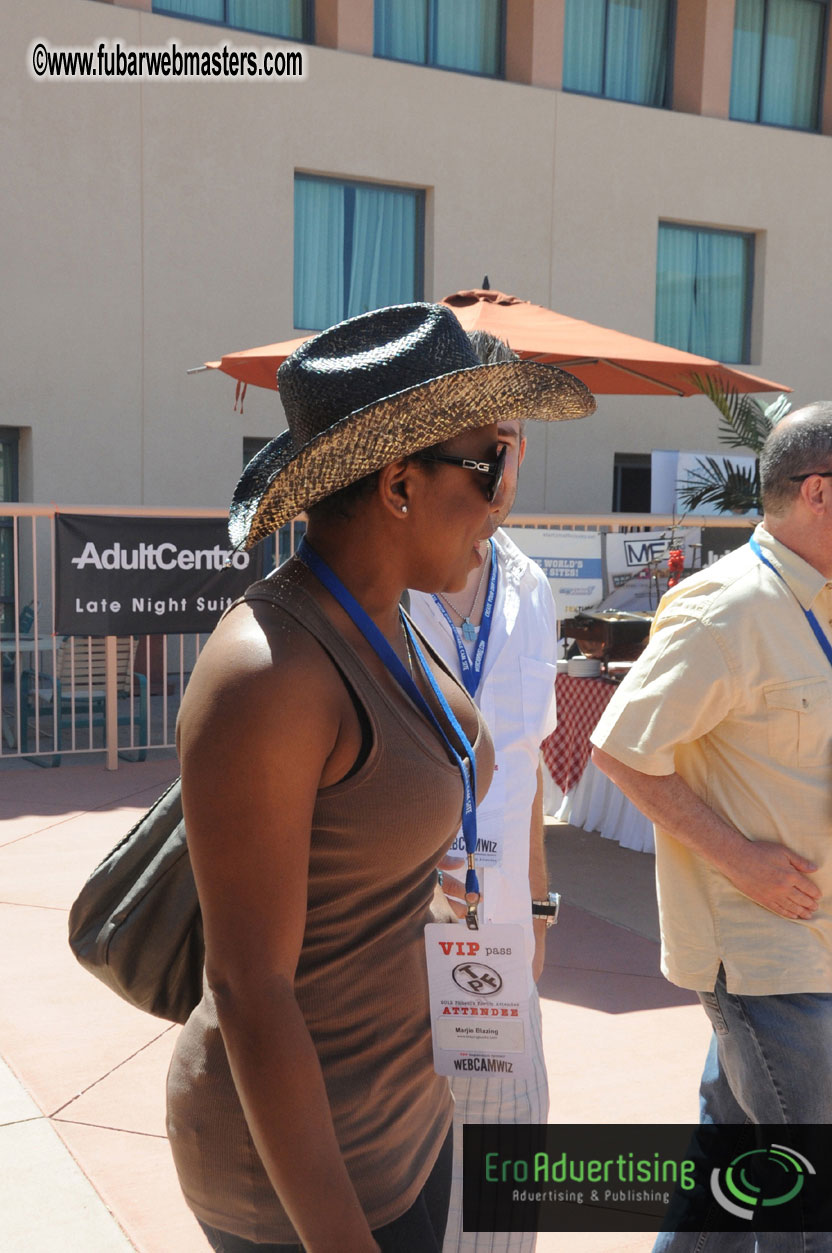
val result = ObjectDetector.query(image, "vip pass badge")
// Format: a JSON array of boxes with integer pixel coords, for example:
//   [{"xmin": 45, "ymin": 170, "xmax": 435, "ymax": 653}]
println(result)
[
  {"xmin": 710, "ymin": 1143, "xmax": 816, "ymax": 1222},
  {"xmin": 424, "ymin": 922, "xmax": 533, "ymax": 1080}
]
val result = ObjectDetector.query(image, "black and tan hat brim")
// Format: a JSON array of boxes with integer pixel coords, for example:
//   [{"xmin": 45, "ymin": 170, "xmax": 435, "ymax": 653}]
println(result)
[{"xmin": 229, "ymin": 360, "xmax": 595, "ymax": 549}]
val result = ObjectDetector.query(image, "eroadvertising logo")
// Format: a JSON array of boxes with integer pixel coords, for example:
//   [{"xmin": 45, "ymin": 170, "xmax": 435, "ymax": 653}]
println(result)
[
  {"xmin": 462, "ymin": 1125, "xmax": 830, "ymax": 1235},
  {"xmin": 55, "ymin": 514, "xmax": 264, "ymax": 635},
  {"xmin": 710, "ymin": 1143, "xmax": 816, "ymax": 1221},
  {"xmin": 463, "ymin": 1125, "xmax": 696, "ymax": 1234}
]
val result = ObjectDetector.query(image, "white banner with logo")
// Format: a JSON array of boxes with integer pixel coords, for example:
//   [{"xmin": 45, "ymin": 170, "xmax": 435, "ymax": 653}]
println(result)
[
  {"xmin": 602, "ymin": 528, "xmax": 701, "ymax": 613},
  {"xmin": 504, "ymin": 527, "xmax": 603, "ymax": 621}
]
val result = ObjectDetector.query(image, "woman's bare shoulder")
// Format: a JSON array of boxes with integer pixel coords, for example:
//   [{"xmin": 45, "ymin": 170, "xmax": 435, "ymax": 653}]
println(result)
[{"xmin": 178, "ymin": 597, "xmax": 343, "ymax": 755}]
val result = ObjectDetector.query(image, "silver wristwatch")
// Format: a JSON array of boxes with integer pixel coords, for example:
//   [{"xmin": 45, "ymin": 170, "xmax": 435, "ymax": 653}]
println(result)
[{"xmin": 531, "ymin": 891, "xmax": 561, "ymax": 928}]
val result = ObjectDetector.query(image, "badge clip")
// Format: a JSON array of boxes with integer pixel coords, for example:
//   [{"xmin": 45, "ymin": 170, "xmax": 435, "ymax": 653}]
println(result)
[{"xmin": 465, "ymin": 894, "xmax": 480, "ymax": 930}]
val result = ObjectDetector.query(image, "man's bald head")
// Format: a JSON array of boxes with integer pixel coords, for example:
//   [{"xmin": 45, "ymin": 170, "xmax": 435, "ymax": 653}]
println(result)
[{"xmin": 759, "ymin": 402, "xmax": 832, "ymax": 517}]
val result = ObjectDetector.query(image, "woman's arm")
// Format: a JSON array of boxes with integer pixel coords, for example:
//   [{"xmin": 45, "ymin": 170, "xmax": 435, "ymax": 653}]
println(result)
[{"xmin": 178, "ymin": 605, "xmax": 379, "ymax": 1252}]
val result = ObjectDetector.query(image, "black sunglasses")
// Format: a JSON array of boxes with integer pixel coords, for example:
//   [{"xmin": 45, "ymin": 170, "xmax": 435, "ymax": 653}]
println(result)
[
  {"xmin": 789, "ymin": 471, "xmax": 832, "ymax": 483},
  {"xmin": 417, "ymin": 444, "xmax": 506, "ymax": 502}
]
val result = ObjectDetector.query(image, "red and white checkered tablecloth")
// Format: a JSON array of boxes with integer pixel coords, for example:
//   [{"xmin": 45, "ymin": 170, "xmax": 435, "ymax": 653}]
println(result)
[{"xmin": 541, "ymin": 673, "xmax": 619, "ymax": 795}]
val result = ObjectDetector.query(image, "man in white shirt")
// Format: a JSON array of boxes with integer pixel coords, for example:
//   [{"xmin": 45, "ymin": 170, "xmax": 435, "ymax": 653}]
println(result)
[{"xmin": 409, "ymin": 331, "xmax": 559, "ymax": 1253}]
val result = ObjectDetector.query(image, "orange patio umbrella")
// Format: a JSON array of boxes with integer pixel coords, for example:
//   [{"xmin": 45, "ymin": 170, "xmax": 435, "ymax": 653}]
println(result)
[{"xmin": 200, "ymin": 287, "xmax": 789, "ymax": 398}]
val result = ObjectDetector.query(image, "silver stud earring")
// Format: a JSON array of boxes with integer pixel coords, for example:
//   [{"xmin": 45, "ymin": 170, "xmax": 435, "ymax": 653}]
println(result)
[{"xmin": 401, "ymin": 505, "xmax": 408, "ymax": 514}]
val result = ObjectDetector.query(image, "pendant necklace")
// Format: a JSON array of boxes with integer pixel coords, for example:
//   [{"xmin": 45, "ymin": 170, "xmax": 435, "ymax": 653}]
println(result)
[{"xmin": 436, "ymin": 548, "xmax": 490, "ymax": 642}]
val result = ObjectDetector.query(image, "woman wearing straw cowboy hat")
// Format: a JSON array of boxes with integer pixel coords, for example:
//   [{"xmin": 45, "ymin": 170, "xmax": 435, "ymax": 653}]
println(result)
[{"xmin": 166, "ymin": 303, "xmax": 594, "ymax": 1253}]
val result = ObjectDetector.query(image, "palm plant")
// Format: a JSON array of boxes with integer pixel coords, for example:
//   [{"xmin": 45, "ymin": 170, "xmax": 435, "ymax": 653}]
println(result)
[{"xmin": 675, "ymin": 376, "xmax": 791, "ymax": 514}]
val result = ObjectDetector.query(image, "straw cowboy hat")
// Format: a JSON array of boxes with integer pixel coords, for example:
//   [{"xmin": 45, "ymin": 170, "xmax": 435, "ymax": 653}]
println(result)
[{"xmin": 229, "ymin": 302, "xmax": 595, "ymax": 549}]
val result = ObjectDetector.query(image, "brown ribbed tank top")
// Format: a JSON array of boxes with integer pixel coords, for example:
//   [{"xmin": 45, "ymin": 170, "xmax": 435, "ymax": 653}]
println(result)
[{"xmin": 166, "ymin": 575, "xmax": 493, "ymax": 1244}]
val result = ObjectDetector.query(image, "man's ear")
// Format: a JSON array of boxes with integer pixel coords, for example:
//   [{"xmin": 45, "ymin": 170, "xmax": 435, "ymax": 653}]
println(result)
[
  {"xmin": 803, "ymin": 472, "xmax": 832, "ymax": 517},
  {"xmin": 518, "ymin": 436, "xmax": 527, "ymax": 469}
]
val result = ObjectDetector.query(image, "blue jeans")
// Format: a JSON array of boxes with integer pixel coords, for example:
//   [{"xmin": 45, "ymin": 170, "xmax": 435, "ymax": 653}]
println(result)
[
  {"xmin": 654, "ymin": 967, "xmax": 832, "ymax": 1253},
  {"xmin": 197, "ymin": 1127, "xmax": 452, "ymax": 1252}
]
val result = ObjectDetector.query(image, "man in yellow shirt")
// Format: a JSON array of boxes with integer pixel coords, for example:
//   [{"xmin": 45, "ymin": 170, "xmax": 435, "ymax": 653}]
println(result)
[{"xmin": 591, "ymin": 405, "xmax": 832, "ymax": 1153}]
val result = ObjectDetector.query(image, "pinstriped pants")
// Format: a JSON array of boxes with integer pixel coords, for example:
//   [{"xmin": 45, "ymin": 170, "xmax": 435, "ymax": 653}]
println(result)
[{"xmin": 442, "ymin": 988, "xmax": 548, "ymax": 1253}]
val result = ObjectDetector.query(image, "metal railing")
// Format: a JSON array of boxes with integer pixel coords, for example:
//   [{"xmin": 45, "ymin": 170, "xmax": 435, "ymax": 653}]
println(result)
[
  {"xmin": 0, "ymin": 504, "xmax": 755, "ymax": 768},
  {"xmin": 1, "ymin": 504, "xmax": 226, "ymax": 768}
]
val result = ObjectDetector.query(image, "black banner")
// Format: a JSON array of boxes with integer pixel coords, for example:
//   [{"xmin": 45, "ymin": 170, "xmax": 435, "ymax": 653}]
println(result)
[
  {"xmin": 55, "ymin": 514, "xmax": 264, "ymax": 636},
  {"xmin": 463, "ymin": 1124, "xmax": 832, "ymax": 1233}
]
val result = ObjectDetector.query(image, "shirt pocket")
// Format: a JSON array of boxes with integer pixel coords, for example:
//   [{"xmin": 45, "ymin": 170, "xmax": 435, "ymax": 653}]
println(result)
[
  {"xmin": 763, "ymin": 678, "xmax": 832, "ymax": 768},
  {"xmin": 519, "ymin": 657, "xmax": 558, "ymax": 743}
]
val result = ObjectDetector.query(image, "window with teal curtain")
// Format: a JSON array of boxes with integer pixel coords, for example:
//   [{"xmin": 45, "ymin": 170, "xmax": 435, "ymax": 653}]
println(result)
[
  {"xmin": 730, "ymin": 0, "xmax": 826, "ymax": 130},
  {"xmin": 152, "ymin": 0, "xmax": 308, "ymax": 40},
  {"xmin": 374, "ymin": 0, "xmax": 503, "ymax": 77},
  {"xmin": 375, "ymin": 0, "xmax": 427, "ymax": 62},
  {"xmin": 294, "ymin": 175, "xmax": 425, "ymax": 331},
  {"xmin": 563, "ymin": 0, "xmax": 673, "ymax": 106},
  {"xmin": 655, "ymin": 224, "xmax": 754, "ymax": 363}
]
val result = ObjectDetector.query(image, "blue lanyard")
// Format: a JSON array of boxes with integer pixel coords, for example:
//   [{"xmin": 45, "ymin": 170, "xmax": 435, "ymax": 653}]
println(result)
[
  {"xmin": 749, "ymin": 535, "xmax": 832, "ymax": 667},
  {"xmin": 297, "ymin": 538, "xmax": 481, "ymax": 925},
  {"xmin": 432, "ymin": 539, "xmax": 498, "ymax": 697}
]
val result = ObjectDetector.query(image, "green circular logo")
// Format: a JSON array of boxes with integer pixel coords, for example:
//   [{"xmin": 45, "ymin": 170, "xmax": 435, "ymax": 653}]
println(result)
[{"xmin": 710, "ymin": 1144, "xmax": 816, "ymax": 1221}]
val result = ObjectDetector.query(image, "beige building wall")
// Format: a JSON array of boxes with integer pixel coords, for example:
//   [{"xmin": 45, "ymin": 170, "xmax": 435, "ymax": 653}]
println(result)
[{"xmin": 5, "ymin": 0, "xmax": 832, "ymax": 518}]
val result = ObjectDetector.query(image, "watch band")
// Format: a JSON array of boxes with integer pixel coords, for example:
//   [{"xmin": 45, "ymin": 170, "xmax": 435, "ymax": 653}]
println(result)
[{"xmin": 531, "ymin": 891, "xmax": 561, "ymax": 928}]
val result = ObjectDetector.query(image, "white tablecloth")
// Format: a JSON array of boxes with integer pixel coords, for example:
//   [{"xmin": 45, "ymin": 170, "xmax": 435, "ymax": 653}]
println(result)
[{"xmin": 542, "ymin": 753, "xmax": 655, "ymax": 854}]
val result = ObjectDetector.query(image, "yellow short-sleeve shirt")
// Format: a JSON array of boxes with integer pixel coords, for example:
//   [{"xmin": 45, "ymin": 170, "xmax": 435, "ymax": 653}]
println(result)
[{"xmin": 591, "ymin": 525, "xmax": 832, "ymax": 994}]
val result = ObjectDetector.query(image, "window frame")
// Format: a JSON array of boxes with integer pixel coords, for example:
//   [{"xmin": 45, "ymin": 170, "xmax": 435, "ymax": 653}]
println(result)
[
  {"xmin": 561, "ymin": 0, "xmax": 677, "ymax": 110},
  {"xmin": 373, "ymin": 0, "xmax": 506, "ymax": 80},
  {"xmin": 612, "ymin": 453, "xmax": 652, "ymax": 513},
  {"xmin": 0, "ymin": 428, "xmax": 19, "ymax": 504},
  {"xmin": 293, "ymin": 172, "xmax": 426, "ymax": 334},
  {"xmin": 151, "ymin": 0, "xmax": 314, "ymax": 44},
  {"xmin": 655, "ymin": 220, "xmax": 756, "ymax": 365},
  {"xmin": 729, "ymin": 0, "xmax": 829, "ymax": 133}
]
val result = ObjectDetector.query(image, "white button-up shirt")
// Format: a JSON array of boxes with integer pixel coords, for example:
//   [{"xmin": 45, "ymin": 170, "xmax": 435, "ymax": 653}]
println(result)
[{"xmin": 409, "ymin": 528, "xmax": 558, "ymax": 984}]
